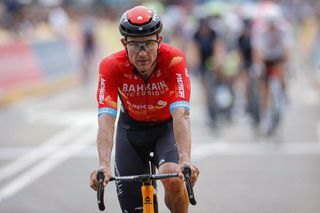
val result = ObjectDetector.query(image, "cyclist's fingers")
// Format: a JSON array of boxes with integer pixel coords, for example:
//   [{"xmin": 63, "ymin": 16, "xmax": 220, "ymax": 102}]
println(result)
[
  {"xmin": 90, "ymin": 170, "xmax": 98, "ymax": 191},
  {"xmin": 178, "ymin": 170, "xmax": 184, "ymax": 180},
  {"xmin": 103, "ymin": 175, "xmax": 111, "ymax": 187},
  {"xmin": 190, "ymin": 165, "xmax": 200, "ymax": 186},
  {"xmin": 90, "ymin": 181, "xmax": 98, "ymax": 191},
  {"xmin": 191, "ymin": 165, "xmax": 200, "ymax": 177},
  {"xmin": 176, "ymin": 165, "xmax": 185, "ymax": 180}
]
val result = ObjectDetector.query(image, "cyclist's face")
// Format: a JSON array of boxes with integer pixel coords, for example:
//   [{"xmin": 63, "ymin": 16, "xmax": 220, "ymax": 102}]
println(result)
[{"xmin": 122, "ymin": 35, "xmax": 162, "ymax": 73}]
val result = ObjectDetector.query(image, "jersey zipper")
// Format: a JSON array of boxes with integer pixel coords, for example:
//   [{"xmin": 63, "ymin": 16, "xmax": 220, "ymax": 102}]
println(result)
[
  {"xmin": 141, "ymin": 71, "xmax": 157, "ymax": 122},
  {"xmin": 133, "ymin": 65, "xmax": 159, "ymax": 122},
  {"xmin": 143, "ymin": 71, "xmax": 156, "ymax": 121}
]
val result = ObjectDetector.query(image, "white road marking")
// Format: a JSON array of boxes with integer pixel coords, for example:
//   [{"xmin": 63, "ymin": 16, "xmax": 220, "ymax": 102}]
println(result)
[
  {"xmin": 1, "ymin": 142, "xmax": 320, "ymax": 161},
  {"xmin": 21, "ymin": 88, "xmax": 84, "ymax": 113},
  {"xmin": 193, "ymin": 142, "xmax": 320, "ymax": 159},
  {"xmin": 0, "ymin": 126, "xmax": 96, "ymax": 203},
  {"xmin": 25, "ymin": 110, "xmax": 96, "ymax": 125},
  {"xmin": 0, "ymin": 122, "xmax": 92, "ymax": 182},
  {"xmin": 304, "ymin": 88, "xmax": 320, "ymax": 106}
]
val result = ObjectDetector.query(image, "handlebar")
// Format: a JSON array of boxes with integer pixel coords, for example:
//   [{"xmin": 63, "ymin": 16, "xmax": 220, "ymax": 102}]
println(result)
[
  {"xmin": 96, "ymin": 165, "xmax": 197, "ymax": 211},
  {"xmin": 109, "ymin": 173, "xmax": 179, "ymax": 182}
]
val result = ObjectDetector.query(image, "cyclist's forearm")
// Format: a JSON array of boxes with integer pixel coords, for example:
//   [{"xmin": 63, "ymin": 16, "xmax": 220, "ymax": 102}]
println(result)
[
  {"xmin": 97, "ymin": 133, "xmax": 113, "ymax": 168},
  {"xmin": 97, "ymin": 115, "xmax": 115, "ymax": 168},
  {"xmin": 172, "ymin": 109, "xmax": 192, "ymax": 164}
]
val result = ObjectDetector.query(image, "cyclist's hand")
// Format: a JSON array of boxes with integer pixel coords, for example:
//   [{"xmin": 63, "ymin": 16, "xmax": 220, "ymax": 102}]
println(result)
[
  {"xmin": 90, "ymin": 166, "xmax": 111, "ymax": 191},
  {"xmin": 178, "ymin": 163, "xmax": 200, "ymax": 186}
]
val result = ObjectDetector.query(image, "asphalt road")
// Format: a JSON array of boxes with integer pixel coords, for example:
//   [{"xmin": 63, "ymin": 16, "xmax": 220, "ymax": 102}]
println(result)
[{"xmin": 0, "ymin": 69, "xmax": 320, "ymax": 213}]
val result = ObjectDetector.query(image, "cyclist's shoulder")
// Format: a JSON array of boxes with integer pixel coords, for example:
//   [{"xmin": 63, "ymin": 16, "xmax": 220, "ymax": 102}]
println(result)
[
  {"xmin": 160, "ymin": 42, "xmax": 184, "ymax": 57},
  {"xmin": 160, "ymin": 43, "xmax": 186, "ymax": 69},
  {"xmin": 159, "ymin": 43, "xmax": 185, "ymax": 68}
]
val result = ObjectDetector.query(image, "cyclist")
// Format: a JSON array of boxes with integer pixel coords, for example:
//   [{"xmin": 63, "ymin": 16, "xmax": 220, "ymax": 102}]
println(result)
[
  {"xmin": 192, "ymin": 16, "xmax": 224, "ymax": 127},
  {"xmin": 237, "ymin": 18, "xmax": 253, "ymax": 104},
  {"xmin": 89, "ymin": 6, "xmax": 199, "ymax": 213},
  {"xmin": 237, "ymin": 18, "xmax": 261, "ymax": 125},
  {"xmin": 252, "ymin": 14, "xmax": 292, "ymax": 134}
]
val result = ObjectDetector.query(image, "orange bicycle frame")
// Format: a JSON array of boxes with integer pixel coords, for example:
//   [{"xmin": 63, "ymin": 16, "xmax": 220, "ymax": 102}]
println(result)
[{"xmin": 141, "ymin": 183, "xmax": 155, "ymax": 213}]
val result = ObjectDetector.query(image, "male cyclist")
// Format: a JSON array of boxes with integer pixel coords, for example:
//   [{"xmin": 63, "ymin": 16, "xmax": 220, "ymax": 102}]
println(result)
[
  {"xmin": 252, "ymin": 14, "xmax": 292, "ymax": 134},
  {"xmin": 89, "ymin": 6, "xmax": 199, "ymax": 213},
  {"xmin": 237, "ymin": 18, "xmax": 253, "ymax": 105},
  {"xmin": 192, "ymin": 16, "xmax": 224, "ymax": 127}
]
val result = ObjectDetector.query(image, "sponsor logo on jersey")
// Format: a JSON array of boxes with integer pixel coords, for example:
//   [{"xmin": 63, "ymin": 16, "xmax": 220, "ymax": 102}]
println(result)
[
  {"xmin": 121, "ymin": 81, "xmax": 168, "ymax": 97},
  {"xmin": 99, "ymin": 78, "xmax": 106, "ymax": 104},
  {"xmin": 126, "ymin": 100, "xmax": 167, "ymax": 110},
  {"xmin": 176, "ymin": 73, "xmax": 185, "ymax": 98}
]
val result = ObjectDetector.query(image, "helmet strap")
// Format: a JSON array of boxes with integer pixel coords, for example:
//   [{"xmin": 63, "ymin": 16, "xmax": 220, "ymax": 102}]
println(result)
[{"xmin": 148, "ymin": 34, "xmax": 160, "ymax": 70}]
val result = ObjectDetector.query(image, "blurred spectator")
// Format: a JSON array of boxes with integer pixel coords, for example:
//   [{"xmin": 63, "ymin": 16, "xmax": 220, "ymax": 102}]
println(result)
[
  {"xmin": 80, "ymin": 13, "xmax": 97, "ymax": 85},
  {"xmin": 48, "ymin": 5, "xmax": 70, "ymax": 37},
  {"xmin": 2, "ymin": 0, "xmax": 22, "ymax": 32}
]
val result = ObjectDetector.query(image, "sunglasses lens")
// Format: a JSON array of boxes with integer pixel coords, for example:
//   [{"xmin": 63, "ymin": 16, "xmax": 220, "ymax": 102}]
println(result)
[{"xmin": 127, "ymin": 40, "xmax": 158, "ymax": 52}]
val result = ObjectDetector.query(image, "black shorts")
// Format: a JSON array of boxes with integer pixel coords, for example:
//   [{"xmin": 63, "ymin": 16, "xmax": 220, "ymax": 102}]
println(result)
[
  {"xmin": 114, "ymin": 113, "xmax": 179, "ymax": 212},
  {"xmin": 263, "ymin": 58, "xmax": 284, "ymax": 81}
]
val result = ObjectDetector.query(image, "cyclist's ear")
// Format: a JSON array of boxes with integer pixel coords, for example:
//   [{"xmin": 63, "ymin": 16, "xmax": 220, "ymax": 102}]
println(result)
[
  {"xmin": 121, "ymin": 37, "xmax": 127, "ymax": 47},
  {"xmin": 158, "ymin": 35, "xmax": 163, "ymax": 43},
  {"xmin": 157, "ymin": 35, "xmax": 163, "ymax": 49}
]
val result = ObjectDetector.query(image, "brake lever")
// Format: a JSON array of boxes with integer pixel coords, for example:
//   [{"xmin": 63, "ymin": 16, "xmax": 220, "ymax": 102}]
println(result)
[
  {"xmin": 97, "ymin": 169, "xmax": 105, "ymax": 211},
  {"xmin": 182, "ymin": 165, "xmax": 197, "ymax": 205}
]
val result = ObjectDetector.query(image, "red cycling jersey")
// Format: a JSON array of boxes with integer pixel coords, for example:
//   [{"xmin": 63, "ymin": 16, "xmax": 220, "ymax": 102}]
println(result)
[{"xmin": 97, "ymin": 43, "xmax": 191, "ymax": 122}]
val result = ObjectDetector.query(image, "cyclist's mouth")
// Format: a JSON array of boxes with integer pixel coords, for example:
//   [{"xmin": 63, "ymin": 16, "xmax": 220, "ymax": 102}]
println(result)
[{"xmin": 137, "ymin": 59, "xmax": 149, "ymax": 66}]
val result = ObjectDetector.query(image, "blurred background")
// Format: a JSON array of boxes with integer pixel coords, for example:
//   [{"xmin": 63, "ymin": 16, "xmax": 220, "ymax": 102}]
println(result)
[{"xmin": 0, "ymin": 0, "xmax": 320, "ymax": 212}]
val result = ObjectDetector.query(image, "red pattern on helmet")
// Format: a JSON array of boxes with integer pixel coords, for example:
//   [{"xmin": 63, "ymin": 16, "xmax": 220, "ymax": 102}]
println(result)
[{"xmin": 127, "ymin": 6, "xmax": 153, "ymax": 25}]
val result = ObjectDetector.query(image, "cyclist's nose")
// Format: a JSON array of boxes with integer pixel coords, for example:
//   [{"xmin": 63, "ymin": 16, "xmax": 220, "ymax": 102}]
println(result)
[
  {"xmin": 137, "ymin": 46, "xmax": 148, "ymax": 55},
  {"xmin": 138, "ymin": 44, "xmax": 147, "ymax": 52}
]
